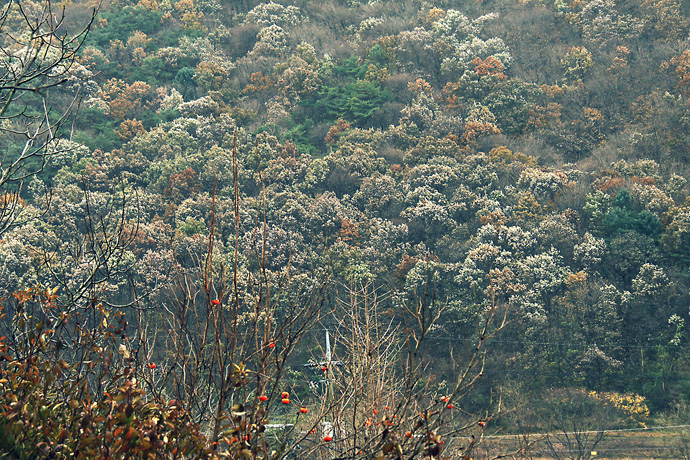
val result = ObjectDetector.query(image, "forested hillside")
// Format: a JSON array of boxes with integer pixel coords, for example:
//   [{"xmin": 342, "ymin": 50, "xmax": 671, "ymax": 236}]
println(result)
[{"xmin": 2, "ymin": 0, "xmax": 690, "ymax": 458}]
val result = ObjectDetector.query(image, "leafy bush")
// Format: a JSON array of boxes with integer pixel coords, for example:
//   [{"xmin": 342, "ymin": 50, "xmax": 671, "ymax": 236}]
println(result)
[{"xmin": 0, "ymin": 288, "xmax": 213, "ymax": 459}]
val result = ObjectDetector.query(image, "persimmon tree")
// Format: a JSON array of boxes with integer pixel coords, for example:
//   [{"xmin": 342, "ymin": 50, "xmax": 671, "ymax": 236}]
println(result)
[
  {"xmin": 133, "ymin": 133, "xmax": 332, "ymax": 455},
  {"xmin": 0, "ymin": 287, "xmax": 214, "ymax": 459}
]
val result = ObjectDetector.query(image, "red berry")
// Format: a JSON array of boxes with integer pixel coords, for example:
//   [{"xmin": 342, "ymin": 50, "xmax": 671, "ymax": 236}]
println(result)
[
  {"xmin": 281, "ymin": 391, "xmax": 289, "ymax": 398},
  {"xmin": 259, "ymin": 395, "xmax": 268, "ymax": 402},
  {"xmin": 405, "ymin": 431, "xmax": 412, "ymax": 438},
  {"xmin": 300, "ymin": 407, "xmax": 308, "ymax": 414},
  {"xmin": 282, "ymin": 398, "xmax": 290, "ymax": 405},
  {"xmin": 148, "ymin": 363, "xmax": 156, "ymax": 369},
  {"xmin": 446, "ymin": 404, "xmax": 454, "ymax": 409},
  {"xmin": 268, "ymin": 341, "xmax": 276, "ymax": 348},
  {"xmin": 324, "ymin": 436, "xmax": 332, "ymax": 442},
  {"xmin": 212, "ymin": 299, "xmax": 220, "ymax": 305}
]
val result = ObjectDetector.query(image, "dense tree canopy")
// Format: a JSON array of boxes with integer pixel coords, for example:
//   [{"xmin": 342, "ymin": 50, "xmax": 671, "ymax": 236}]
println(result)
[{"xmin": 2, "ymin": 0, "xmax": 690, "ymax": 458}]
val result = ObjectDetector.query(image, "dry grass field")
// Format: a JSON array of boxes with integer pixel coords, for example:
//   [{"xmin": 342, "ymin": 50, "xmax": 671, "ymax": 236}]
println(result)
[{"xmin": 438, "ymin": 426, "xmax": 690, "ymax": 460}]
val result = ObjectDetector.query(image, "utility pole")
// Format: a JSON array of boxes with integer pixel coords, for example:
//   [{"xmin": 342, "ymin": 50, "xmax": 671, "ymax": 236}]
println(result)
[
  {"xmin": 303, "ymin": 329, "xmax": 344, "ymax": 444},
  {"xmin": 325, "ymin": 329, "xmax": 333, "ymax": 409}
]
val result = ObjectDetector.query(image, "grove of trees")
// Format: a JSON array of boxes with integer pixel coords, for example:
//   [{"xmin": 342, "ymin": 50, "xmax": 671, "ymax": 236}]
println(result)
[{"xmin": 2, "ymin": 0, "xmax": 690, "ymax": 458}]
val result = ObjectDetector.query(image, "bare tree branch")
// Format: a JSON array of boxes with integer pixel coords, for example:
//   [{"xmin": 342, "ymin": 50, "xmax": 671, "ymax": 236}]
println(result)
[{"xmin": 0, "ymin": 0, "xmax": 97, "ymax": 236}]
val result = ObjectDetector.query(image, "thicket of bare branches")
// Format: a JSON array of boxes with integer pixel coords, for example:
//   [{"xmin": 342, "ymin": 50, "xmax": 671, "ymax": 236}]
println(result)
[{"xmin": 0, "ymin": 0, "xmax": 96, "ymax": 236}]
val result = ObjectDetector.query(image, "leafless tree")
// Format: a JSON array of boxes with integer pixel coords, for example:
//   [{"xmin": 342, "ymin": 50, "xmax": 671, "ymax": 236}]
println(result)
[
  {"xmin": 289, "ymin": 280, "xmax": 510, "ymax": 460},
  {"xmin": 0, "ymin": 0, "xmax": 96, "ymax": 236},
  {"xmin": 540, "ymin": 388, "xmax": 620, "ymax": 460}
]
